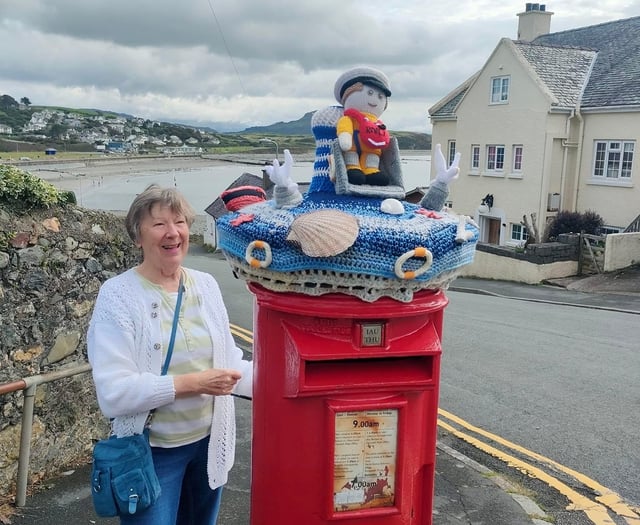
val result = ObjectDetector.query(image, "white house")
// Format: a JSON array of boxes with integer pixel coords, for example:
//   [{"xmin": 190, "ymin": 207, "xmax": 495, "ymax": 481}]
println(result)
[{"xmin": 429, "ymin": 5, "xmax": 640, "ymax": 246}]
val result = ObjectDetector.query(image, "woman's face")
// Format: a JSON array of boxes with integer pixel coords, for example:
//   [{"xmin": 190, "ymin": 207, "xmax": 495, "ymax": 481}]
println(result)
[{"xmin": 137, "ymin": 203, "xmax": 190, "ymax": 266}]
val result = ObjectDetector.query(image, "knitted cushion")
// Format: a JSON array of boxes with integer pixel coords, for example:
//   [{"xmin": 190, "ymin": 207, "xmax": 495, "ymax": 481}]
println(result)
[{"xmin": 216, "ymin": 193, "xmax": 478, "ymax": 302}]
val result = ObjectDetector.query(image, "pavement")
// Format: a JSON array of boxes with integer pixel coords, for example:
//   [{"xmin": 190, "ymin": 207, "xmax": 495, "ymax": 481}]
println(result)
[{"xmin": 6, "ymin": 265, "xmax": 640, "ymax": 525}]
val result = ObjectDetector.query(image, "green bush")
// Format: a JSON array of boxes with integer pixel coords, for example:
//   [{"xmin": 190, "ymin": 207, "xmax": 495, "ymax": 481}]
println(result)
[
  {"xmin": 547, "ymin": 210, "xmax": 604, "ymax": 239},
  {"xmin": 0, "ymin": 164, "xmax": 72, "ymax": 209}
]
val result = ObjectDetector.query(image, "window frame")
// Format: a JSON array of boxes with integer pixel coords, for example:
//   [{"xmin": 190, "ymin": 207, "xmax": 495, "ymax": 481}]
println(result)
[
  {"xmin": 447, "ymin": 140, "xmax": 457, "ymax": 166},
  {"xmin": 471, "ymin": 144, "xmax": 480, "ymax": 172},
  {"xmin": 509, "ymin": 223, "xmax": 529, "ymax": 244},
  {"xmin": 486, "ymin": 144, "xmax": 505, "ymax": 175},
  {"xmin": 512, "ymin": 145, "xmax": 523, "ymax": 171},
  {"xmin": 592, "ymin": 140, "xmax": 634, "ymax": 183},
  {"xmin": 490, "ymin": 76, "xmax": 510, "ymax": 104}
]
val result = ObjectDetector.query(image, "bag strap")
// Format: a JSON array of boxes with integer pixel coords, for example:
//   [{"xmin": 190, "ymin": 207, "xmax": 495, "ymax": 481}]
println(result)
[
  {"xmin": 161, "ymin": 273, "xmax": 184, "ymax": 376},
  {"xmin": 143, "ymin": 273, "xmax": 184, "ymax": 431}
]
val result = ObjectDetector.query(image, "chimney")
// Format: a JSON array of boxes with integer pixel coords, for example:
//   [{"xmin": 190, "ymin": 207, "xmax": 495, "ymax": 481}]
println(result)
[{"xmin": 517, "ymin": 3, "xmax": 553, "ymax": 41}]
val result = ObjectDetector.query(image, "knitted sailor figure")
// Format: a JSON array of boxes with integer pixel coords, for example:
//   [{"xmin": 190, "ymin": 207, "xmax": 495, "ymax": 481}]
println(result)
[
  {"xmin": 334, "ymin": 67, "xmax": 392, "ymax": 186},
  {"xmin": 215, "ymin": 66, "xmax": 479, "ymax": 302}
]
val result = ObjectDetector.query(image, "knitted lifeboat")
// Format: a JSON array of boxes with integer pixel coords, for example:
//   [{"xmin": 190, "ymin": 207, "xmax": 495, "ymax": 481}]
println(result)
[{"xmin": 216, "ymin": 106, "xmax": 479, "ymax": 303}]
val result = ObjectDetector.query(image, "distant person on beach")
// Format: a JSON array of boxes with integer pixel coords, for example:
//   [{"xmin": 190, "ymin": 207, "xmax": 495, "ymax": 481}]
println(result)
[{"xmin": 87, "ymin": 183, "xmax": 253, "ymax": 525}]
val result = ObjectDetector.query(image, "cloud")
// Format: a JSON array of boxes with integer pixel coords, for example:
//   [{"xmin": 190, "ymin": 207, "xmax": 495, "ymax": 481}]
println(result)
[{"xmin": 0, "ymin": 1, "xmax": 637, "ymax": 131}]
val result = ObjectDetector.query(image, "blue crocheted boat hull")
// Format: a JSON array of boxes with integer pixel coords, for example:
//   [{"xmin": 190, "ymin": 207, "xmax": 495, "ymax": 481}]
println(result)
[{"xmin": 217, "ymin": 192, "xmax": 478, "ymax": 292}]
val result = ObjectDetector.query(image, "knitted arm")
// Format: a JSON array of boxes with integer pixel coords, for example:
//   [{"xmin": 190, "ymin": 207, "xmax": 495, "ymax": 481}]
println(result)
[
  {"xmin": 264, "ymin": 149, "xmax": 302, "ymax": 208},
  {"xmin": 420, "ymin": 144, "xmax": 460, "ymax": 211},
  {"xmin": 336, "ymin": 115, "xmax": 354, "ymax": 151}
]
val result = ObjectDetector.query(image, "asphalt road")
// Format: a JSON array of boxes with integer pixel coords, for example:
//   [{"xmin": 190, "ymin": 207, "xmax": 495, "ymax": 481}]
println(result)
[
  {"xmin": 439, "ymin": 290, "xmax": 640, "ymax": 509},
  {"xmin": 186, "ymin": 247, "xmax": 640, "ymax": 519}
]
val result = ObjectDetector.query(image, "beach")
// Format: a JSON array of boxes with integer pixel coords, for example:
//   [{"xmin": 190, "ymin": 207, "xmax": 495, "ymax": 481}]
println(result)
[
  {"xmin": 30, "ymin": 154, "xmax": 269, "ymax": 189},
  {"xmin": 19, "ymin": 151, "xmax": 430, "ymax": 234},
  {"xmin": 23, "ymin": 153, "xmax": 317, "ymax": 236}
]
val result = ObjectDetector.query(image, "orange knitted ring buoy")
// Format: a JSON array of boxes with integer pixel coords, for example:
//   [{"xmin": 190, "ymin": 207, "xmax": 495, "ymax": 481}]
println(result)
[
  {"xmin": 245, "ymin": 240, "xmax": 272, "ymax": 268},
  {"xmin": 394, "ymin": 247, "xmax": 433, "ymax": 279}
]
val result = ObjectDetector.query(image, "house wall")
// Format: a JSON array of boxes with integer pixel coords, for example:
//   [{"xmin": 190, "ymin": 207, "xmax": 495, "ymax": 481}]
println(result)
[
  {"xmin": 577, "ymin": 112, "xmax": 640, "ymax": 229},
  {"xmin": 204, "ymin": 215, "xmax": 217, "ymax": 248},
  {"xmin": 604, "ymin": 232, "xmax": 640, "ymax": 271},
  {"xmin": 432, "ymin": 40, "xmax": 570, "ymax": 245}
]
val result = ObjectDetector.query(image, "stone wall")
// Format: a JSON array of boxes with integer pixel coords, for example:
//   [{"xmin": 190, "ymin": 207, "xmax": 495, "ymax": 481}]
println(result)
[{"xmin": 0, "ymin": 204, "xmax": 140, "ymax": 502}]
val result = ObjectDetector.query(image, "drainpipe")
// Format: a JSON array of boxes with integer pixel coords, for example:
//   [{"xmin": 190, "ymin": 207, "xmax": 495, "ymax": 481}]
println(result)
[
  {"xmin": 572, "ymin": 55, "xmax": 596, "ymax": 212},
  {"xmin": 559, "ymin": 111, "xmax": 573, "ymax": 210},
  {"xmin": 572, "ymin": 108, "xmax": 585, "ymax": 212}
]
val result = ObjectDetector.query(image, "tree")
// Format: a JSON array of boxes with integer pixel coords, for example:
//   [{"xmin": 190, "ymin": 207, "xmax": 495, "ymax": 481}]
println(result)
[
  {"xmin": 0, "ymin": 95, "xmax": 18, "ymax": 110},
  {"xmin": 20, "ymin": 97, "xmax": 31, "ymax": 106},
  {"xmin": 547, "ymin": 210, "xmax": 604, "ymax": 240}
]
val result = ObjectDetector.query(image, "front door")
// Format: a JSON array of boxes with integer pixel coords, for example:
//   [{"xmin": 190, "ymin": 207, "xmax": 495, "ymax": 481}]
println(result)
[{"xmin": 487, "ymin": 218, "xmax": 501, "ymax": 244}]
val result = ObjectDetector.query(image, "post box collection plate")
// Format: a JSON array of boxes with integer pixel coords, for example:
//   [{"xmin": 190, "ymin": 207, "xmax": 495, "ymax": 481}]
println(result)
[
  {"xmin": 333, "ymin": 409, "xmax": 398, "ymax": 512},
  {"xmin": 360, "ymin": 323, "xmax": 384, "ymax": 347}
]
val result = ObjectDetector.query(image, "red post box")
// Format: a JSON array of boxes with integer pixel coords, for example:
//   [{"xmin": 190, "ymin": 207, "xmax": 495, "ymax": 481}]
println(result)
[{"xmin": 249, "ymin": 283, "xmax": 448, "ymax": 525}]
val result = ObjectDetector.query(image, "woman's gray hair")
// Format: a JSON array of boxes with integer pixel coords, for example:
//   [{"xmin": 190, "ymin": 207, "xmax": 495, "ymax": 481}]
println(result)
[{"xmin": 125, "ymin": 184, "xmax": 196, "ymax": 243}]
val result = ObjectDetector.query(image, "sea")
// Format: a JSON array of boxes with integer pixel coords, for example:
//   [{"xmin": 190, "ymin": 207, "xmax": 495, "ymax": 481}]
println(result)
[{"xmin": 60, "ymin": 153, "xmax": 431, "ymax": 214}]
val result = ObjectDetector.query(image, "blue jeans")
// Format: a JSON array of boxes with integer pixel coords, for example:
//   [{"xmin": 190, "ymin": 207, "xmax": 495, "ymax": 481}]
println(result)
[{"xmin": 120, "ymin": 435, "xmax": 222, "ymax": 525}]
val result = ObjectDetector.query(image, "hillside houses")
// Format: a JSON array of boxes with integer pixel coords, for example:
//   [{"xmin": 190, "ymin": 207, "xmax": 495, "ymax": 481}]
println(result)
[
  {"xmin": 0, "ymin": 101, "xmax": 219, "ymax": 153},
  {"xmin": 429, "ymin": 4, "xmax": 640, "ymax": 245}
]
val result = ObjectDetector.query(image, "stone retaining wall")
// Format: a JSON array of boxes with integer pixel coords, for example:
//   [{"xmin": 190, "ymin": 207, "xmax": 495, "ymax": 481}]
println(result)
[{"xmin": 0, "ymin": 204, "xmax": 140, "ymax": 502}]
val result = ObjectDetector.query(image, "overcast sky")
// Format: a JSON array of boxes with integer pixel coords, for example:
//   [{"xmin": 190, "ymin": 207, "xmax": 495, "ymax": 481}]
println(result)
[{"xmin": 1, "ymin": 1, "xmax": 637, "ymax": 132}]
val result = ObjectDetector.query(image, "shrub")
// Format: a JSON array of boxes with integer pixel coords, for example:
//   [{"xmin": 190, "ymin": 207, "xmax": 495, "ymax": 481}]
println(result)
[
  {"xmin": 0, "ymin": 164, "xmax": 72, "ymax": 209},
  {"xmin": 547, "ymin": 210, "xmax": 604, "ymax": 239}
]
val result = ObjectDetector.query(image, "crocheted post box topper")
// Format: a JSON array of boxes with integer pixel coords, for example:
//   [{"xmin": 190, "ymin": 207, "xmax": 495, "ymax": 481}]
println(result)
[{"xmin": 216, "ymin": 67, "xmax": 479, "ymax": 302}]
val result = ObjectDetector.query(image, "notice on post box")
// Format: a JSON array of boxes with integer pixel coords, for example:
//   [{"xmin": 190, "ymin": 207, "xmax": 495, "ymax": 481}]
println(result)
[{"xmin": 333, "ymin": 409, "xmax": 398, "ymax": 512}]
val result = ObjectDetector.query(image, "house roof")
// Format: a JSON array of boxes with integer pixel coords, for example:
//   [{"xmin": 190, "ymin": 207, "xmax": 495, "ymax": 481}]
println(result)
[
  {"xmin": 532, "ymin": 16, "xmax": 640, "ymax": 108},
  {"xmin": 428, "ymin": 74, "xmax": 479, "ymax": 120},
  {"xmin": 514, "ymin": 42, "xmax": 596, "ymax": 108},
  {"xmin": 429, "ymin": 15, "xmax": 640, "ymax": 118}
]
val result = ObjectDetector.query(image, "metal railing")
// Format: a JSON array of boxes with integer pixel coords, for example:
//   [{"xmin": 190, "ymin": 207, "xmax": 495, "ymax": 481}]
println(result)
[{"xmin": 0, "ymin": 363, "xmax": 92, "ymax": 507}]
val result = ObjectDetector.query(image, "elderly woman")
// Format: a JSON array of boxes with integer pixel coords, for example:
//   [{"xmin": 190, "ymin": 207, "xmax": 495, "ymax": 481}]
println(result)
[{"xmin": 88, "ymin": 184, "xmax": 252, "ymax": 525}]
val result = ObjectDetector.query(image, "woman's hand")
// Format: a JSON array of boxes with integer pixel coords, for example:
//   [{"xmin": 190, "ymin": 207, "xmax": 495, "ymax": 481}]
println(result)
[{"xmin": 174, "ymin": 368, "xmax": 242, "ymax": 397}]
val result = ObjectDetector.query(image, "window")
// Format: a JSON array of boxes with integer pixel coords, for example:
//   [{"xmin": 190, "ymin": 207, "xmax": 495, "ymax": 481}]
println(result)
[
  {"xmin": 510, "ymin": 223, "xmax": 529, "ymax": 243},
  {"xmin": 471, "ymin": 145, "xmax": 480, "ymax": 170},
  {"xmin": 486, "ymin": 145, "xmax": 505, "ymax": 172},
  {"xmin": 600, "ymin": 225, "xmax": 623, "ymax": 235},
  {"xmin": 490, "ymin": 76, "xmax": 510, "ymax": 104},
  {"xmin": 593, "ymin": 140, "xmax": 634, "ymax": 180},
  {"xmin": 513, "ymin": 145, "xmax": 523, "ymax": 171},
  {"xmin": 448, "ymin": 140, "xmax": 456, "ymax": 166}
]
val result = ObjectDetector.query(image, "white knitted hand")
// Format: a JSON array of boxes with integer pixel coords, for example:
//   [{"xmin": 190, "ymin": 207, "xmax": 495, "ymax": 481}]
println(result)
[
  {"xmin": 434, "ymin": 143, "xmax": 460, "ymax": 185},
  {"xmin": 338, "ymin": 132, "xmax": 353, "ymax": 151},
  {"xmin": 265, "ymin": 149, "xmax": 297, "ymax": 190}
]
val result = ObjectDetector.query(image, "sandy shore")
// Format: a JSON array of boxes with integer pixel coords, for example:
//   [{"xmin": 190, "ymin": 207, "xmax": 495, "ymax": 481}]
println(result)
[
  {"xmin": 29, "ymin": 155, "xmax": 235, "ymax": 189},
  {"xmin": 22, "ymin": 154, "xmax": 310, "ymax": 237}
]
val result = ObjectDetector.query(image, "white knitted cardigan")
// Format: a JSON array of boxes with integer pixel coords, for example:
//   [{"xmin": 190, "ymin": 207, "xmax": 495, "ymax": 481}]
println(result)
[{"xmin": 87, "ymin": 267, "xmax": 253, "ymax": 489}]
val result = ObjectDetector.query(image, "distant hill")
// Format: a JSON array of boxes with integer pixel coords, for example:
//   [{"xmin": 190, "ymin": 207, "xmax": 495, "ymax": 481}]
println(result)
[
  {"xmin": 241, "ymin": 110, "xmax": 431, "ymax": 150},
  {"xmin": 242, "ymin": 111, "xmax": 315, "ymax": 135},
  {"xmin": 0, "ymin": 93, "xmax": 430, "ymax": 150}
]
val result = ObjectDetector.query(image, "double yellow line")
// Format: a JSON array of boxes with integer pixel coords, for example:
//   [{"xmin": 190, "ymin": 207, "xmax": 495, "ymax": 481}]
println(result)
[
  {"xmin": 228, "ymin": 324, "xmax": 640, "ymax": 524},
  {"xmin": 230, "ymin": 323, "xmax": 254, "ymax": 346},
  {"xmin": 438, "ymin": 409, "xmax": 640, "ymax": 525}
]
